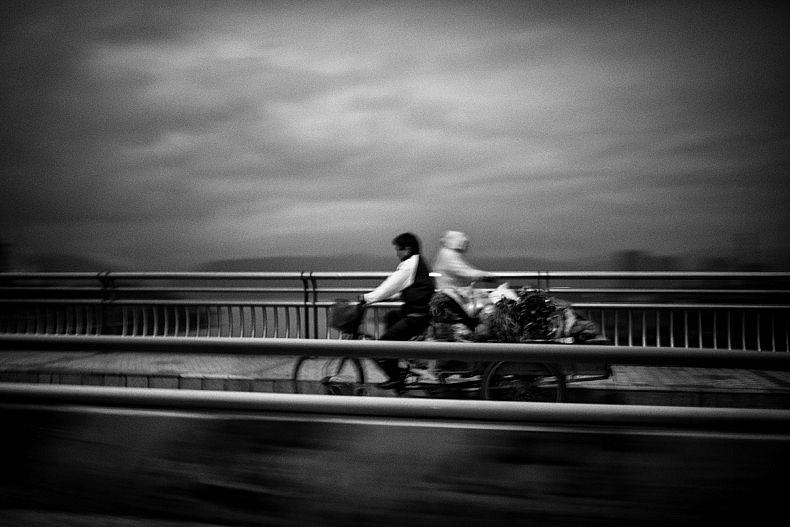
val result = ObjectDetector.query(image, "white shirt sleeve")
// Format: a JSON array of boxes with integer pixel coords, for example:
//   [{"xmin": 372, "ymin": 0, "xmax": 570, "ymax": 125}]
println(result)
[
  {"xmin": 442, "ymin": 250, "xmax": 488, "ymax": 280},
  {"xmin": 363, "ymin": 255, "xmax": 418, "ymax": 303}
]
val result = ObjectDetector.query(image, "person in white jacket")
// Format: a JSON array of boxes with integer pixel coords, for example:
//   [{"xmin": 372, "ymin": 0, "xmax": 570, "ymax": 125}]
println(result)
[
  {"xmin": 359, "ymin": 232, "xmax": 435, "ymax": 389},
  {"xmin": 432, "ymin": 230, "xmax": 496, "ymax": 319}
]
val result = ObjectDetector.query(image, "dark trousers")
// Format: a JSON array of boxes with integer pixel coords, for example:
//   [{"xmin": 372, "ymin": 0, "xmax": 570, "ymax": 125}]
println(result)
[{"xmin": 376, "ymin": 311, "xmax": 430, "ymax": 381}]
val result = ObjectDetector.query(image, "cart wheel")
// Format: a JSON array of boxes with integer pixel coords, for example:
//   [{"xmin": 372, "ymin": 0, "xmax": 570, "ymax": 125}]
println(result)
[
  {"xmin": 480, "ymin": 361, "xmax": 566, "ymax": 402},
  {"xmin": 292, "ymin": 356, "xmax": 365, "ymax": 395}
]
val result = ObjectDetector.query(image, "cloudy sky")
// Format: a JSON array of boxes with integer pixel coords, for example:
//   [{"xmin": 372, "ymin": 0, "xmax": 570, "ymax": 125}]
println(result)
[{"xmin": 2, "ymin": 1, "xmax": 789, "ymax": 270}]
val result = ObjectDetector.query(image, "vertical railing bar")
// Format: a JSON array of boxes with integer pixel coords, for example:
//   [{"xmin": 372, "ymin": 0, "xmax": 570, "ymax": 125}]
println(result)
[
  {"xmin": 245, "ymin": 306, "xmax": 251, "ymax": 337},
  {"xmin": 142, "ymin": 305, "xmax": 148, "ymax": 336},
  {"xmin": 300, "ymin": 272, "xmax": 310, "ymax": 339},
  {"xmin": 163, "ymin": 306, "xmax": 169, "ymax": 337},
  {"xmin": 213, "ymin": 306, "xmax": 218, "ymax": 337},
  {"xmin": 251, "ymin": 306, "xmax": 257, "ymax": 338},
  {"xmin": 209, "ymin": 306, "xmax": 215, "ymax": 337},
  {"xmin": 741, "ymin": 310, "xmax": 746, "ymax": 351},
  {"xmin": 669, "ymin": 311, "xmax": 674, "ymax": 348},
  {"xmin": 641, "ymin": 310, "xmax": 646, "ymax": 347},
  {"xmin": 214, "ymin": 305, "xmax": 218, "ymax": 337},
  {"xmin": 228, "ymin": 306, "xmax": 233, "ymax": 338},
  {"xmin": 298, "ymin": 306, "xmax": 304, "ymax": 338},
  {"xmin": 785, "ymin": 310, "xmax": 789, "ymax": 352},
  {"xmin": 756, "ymin": 312, "xmax": 761, "ymax": 352},
  {"xmin": 697, "ymin": 311, "xmax": 703, "ymax": 349},
  {"xmin": 712, "ymin": 311, "xmax": 718, "ymax": 349},
  {"xmin": 655, "ymin": 310, "xmax": 660, "ymax": 348},
  {"xmin": 613, "ymin": 311, "xmax": 619, "ymax": 346},
  {"xmin": 285, "ymin": 307, "xmax": 291, "ymax": 339},
  {"xmin": 683, "ymin": 310, "xmax": 689, "ymax": 349},
  {"xmin": 152, "ymin": 305, "xmax": 159, "ymax": 336},
  {"xmin": 310, "ymin": 273, "xmax": 319, "ymax": 339},
  {"xmin": 627, "ymin": 310, "xmax": 633, "ymax": 347}
]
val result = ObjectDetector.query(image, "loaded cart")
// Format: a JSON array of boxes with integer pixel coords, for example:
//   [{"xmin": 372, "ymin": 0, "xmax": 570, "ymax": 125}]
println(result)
[{"xmin": 294, "ymin": 285, "xmax": 611, "ymax": 401}]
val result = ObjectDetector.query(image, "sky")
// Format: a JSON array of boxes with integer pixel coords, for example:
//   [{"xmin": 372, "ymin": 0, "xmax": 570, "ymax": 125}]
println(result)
[{"xmin": 2, "ymin": 1, "xmax": 789, "ymax": 271}]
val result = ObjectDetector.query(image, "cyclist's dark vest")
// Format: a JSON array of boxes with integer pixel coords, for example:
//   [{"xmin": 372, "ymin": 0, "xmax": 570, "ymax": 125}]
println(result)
[{"xmin": 401, "ymin": 255, "xmax": 435, "ymax": 316}]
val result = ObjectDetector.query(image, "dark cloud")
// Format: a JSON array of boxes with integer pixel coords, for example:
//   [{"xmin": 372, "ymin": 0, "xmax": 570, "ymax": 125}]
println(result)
[{"xmin": 1, "ymin": 1, "xmax": 789, "ymax": 269}]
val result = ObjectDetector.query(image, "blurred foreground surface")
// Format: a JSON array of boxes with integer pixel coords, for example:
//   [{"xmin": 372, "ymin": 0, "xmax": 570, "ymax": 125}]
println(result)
[{"xmin": 1, "ymin": 393, "xmax": 788, "ymax": 526}]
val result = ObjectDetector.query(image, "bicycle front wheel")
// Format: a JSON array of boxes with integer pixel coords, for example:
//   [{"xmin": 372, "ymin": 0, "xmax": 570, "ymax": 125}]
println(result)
[
  {"xmin": 292, "ymin": 356, "xmax": 365, "ymax": 395},
  {"xmin": 480, "ymin": 361, "xmax": 566, "ymax": 402}
]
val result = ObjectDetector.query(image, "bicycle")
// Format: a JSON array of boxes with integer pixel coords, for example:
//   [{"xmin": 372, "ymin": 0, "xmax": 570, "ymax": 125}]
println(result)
[
  {"xmin": 292, "ymin": 300, "xmax": 370, "ymax": 395},
  {"xmin": 291, "ymin": 299, "xmax": 568, "ymax": 401}
]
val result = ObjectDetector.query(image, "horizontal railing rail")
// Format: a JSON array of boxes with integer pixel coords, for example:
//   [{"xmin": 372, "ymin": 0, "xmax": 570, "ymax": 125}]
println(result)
[
  {"xmin": 3, "ymin": 383, "xmax": 789, "ymax": 430},
  {"xmin": 2, "ymin": 271, "xmax": 788, "ymax": 350},
  {"xmin": 4, "ymin": 335, "xmax": 790, "ymax": 371}
]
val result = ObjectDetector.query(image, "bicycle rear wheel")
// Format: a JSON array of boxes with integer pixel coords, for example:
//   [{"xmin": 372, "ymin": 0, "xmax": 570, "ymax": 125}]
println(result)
[
  {"xmin": 480, "ymin": 361, "xmax": 566, "ymax": 402},
  {"xmin": 292, "ymin": 356, "xmax": 366, "ymax": 395}
]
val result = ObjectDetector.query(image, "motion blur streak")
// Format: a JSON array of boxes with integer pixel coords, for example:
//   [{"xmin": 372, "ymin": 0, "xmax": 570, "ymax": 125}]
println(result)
[{"xmin": 1, "ymin": 385, "xmax": 788, "ymax": 526}]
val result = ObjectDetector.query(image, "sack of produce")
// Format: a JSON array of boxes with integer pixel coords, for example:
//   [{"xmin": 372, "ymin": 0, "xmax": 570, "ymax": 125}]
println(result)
[{"xmin": 489, "ymin": 289, "xmax": 606, "ymax": 344}]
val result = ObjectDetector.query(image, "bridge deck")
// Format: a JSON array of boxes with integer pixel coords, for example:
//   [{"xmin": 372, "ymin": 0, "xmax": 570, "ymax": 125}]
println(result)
[{"xmin": 2, "ymin": 349, "xmax": 789, "ymax": 409}]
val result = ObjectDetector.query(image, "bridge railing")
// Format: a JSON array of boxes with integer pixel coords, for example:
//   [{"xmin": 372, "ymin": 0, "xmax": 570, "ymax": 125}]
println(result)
[{"xmin": 1, "ymin": 271, "xmax": 788, "ymax": 351}]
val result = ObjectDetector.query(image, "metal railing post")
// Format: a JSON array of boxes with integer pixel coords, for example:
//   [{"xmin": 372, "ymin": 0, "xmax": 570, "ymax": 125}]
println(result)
[
  {"xmin": 98, "ymin": 271, "xmax": 113, "ymax": 336},
  {"xmin": 310, "ymin": 272, "xmax": 319, "ymax": 339},
  {"xmin": 300, "ymin": 272, "xmax": 311, "ymax": 339}
]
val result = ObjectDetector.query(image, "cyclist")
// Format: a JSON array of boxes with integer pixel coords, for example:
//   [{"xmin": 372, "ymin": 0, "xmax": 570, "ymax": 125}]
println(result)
[{"xmin": 358, "ymin": 232, "xmax": 435, "ymax": 390}]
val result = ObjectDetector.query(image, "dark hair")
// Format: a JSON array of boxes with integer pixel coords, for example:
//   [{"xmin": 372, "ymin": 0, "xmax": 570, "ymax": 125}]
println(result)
[{"xmin": 392, "ymin": 232, "xmax": 421, "ymax": 254}]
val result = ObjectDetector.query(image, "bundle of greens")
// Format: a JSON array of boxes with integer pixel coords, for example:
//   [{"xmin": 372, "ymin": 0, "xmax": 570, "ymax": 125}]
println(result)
[{"xmin": 489, "ymin": 289, "xmax": 566, "ymax": 343}]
